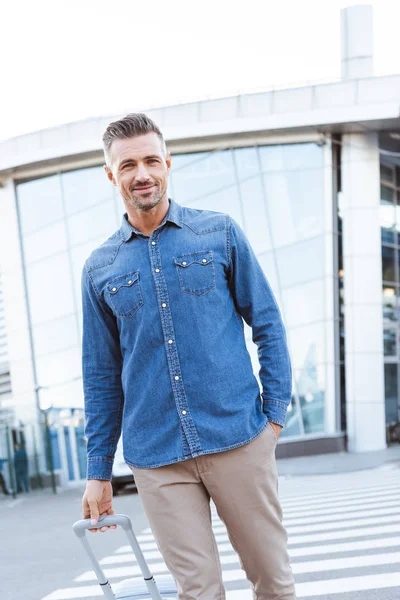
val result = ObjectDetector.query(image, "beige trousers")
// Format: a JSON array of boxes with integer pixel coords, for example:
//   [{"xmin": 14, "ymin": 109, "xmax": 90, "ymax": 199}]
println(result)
[{"xmin": 131, "ymin": 424, "xmax": 296, "ymax": 600}]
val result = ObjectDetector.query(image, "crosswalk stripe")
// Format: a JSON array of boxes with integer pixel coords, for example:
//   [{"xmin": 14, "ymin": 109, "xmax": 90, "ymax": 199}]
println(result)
[
  {"xmin": 288, "ymin": 523, "xmax": 400, "ymax": 545},
  {"xmin": 286, "ymin": 513, "xmax": 397, "ymax": 534},
  {"xmin": 283, "ymin": 497, "xmax": 400, "ymax": 517}
]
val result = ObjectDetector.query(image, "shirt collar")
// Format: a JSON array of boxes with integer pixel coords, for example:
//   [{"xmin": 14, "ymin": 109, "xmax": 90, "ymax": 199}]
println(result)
[{"xmin": 120, "ymin": 198, "xmax": 183, "ymax": 242}]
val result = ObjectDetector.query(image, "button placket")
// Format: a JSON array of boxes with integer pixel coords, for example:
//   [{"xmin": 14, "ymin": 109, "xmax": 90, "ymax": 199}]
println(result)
[{"xmin": 148, "ymin": 232, "xmax": 200, "ymax": 452}]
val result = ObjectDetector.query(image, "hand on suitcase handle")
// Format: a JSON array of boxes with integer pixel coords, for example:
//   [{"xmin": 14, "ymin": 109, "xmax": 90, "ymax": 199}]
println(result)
[
  {"xmin": 82, "ymin": 479, "xmax": 116, "ymax": 532},
  {"xmin": 73, "ymin": 514, "xmax": 132, "ymax": 536}
]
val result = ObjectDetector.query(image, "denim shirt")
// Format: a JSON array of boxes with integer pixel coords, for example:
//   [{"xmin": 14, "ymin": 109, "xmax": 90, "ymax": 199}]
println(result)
[{"xmin": 82, "ymin": 199, "xmax": 292, "ymax": 480}]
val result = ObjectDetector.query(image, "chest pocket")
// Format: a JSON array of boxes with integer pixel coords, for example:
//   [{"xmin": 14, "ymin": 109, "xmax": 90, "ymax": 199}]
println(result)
[
  {"xmin": 106, "ymin": 271, "xmax": 144, "ymax": 317},
  {"xmin": 174, "ymin": 251, "xmax": 215, "ymax": 296}
]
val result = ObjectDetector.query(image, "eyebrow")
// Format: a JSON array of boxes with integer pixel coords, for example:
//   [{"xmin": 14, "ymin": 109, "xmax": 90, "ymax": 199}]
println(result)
[{"xmin": 118, "ymin": 155, "xmax": 161, "ymax": 168}]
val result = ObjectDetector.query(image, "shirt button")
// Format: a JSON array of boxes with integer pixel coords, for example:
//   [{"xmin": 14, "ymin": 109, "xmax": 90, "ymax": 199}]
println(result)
[
  {"xmin": 155, "ymin": 269, "xmax": 160, "ymax": 273},
  {"xmin": 162, "ymin": 303, "xmax": 167, "ymax": 308},
  {"xmin": 182, "ymin": 410, "xmax": 187, "ymax": 415},
  {"xmin": 151, "ymin": 241, "xmax": 156, "ymax": 245},
  {"xmin": 112, "ymin": 287, "xmax": 117, "ymax": 292},
  {"xmin": 182, "ymin": 261, "xmax": 187, "ymax": 266},
  {"xmin": 202, "ymin": 259, "xmax": 207, "ymax": 263},
  {"xmin": 128, "ymin": 280, "xmax": 133, "ymax": 285},
  {"xmin": 168, "ymin": 339, "xmax": 173, "ymax": 344},
  {"xmin": 174, "ymin": 375, "xmax": 180, "ymax": 381}
]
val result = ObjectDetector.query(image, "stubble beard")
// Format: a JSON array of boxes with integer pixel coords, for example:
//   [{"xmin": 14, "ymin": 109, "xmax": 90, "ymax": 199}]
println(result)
[{"xmin": 127, "ymin": 185, "xmax": 164, "ymax": 212}]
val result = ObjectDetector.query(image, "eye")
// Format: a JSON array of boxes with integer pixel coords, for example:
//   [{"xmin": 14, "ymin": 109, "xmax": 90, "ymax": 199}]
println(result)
[{"xmin": 147, "ymin": 159, "xmax": 158, "ymax": 164}]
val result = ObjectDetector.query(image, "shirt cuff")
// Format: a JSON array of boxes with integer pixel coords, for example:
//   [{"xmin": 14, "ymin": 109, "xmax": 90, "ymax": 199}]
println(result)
[
  {"xmin": 262, "ymin": 398, "xmax": 289, "ymax": 427},
  {"xmin": 87, "ymin": 457, "xmax": 114, "ymax": 480}
]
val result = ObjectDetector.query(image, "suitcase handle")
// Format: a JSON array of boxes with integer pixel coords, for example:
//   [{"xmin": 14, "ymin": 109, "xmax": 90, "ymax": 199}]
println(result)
[
  {"xmin": 73, "ymin": 514, "xmax": 132, "ymax": 536},
  {"xmin": 73, "ymin": 514, "xmax": 163, "ymax": 600}
]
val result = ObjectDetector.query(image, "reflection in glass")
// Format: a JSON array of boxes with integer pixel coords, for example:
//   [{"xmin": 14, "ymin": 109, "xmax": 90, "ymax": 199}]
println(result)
[
  {"xmin": 380, "ymin": 185, "xmax": 395, "ymax": 244},
  {"xmin": 26, "ymin": 253, "xmax": 75, "ymax": 325},
  {"xmin": 18, "ymin": 175, "xmax": 64, "ymax": 234},
  {"xmin": 62, "ymin": 167, "xmax": 114, "ymax": 215},
  {"xmin": 234, "ymin": 147, "xmax": 259, "ymax": 180},
  {"xmin": 276, "ymin": 236, "xmax": 325, "ymax": 288},
  {"xmin": 383, "ymin": 328, "xmax": 397, "ymax": 356},
  {"xmin": 67, "ymin": 201, "xmax": 119, "ymax": 247},
  {"xmin": 186, "ymin": 186, "xmax": 243, "ymax": 226},
  {"xmin": 382, "ymin": 245, "xmax": 395, "ymax": 282},
  {"xmin": 23, "ymin": 221, "xmax": 68, "ymax": 264},
  {"xmin": 384, "ymin": 364, "xmax": 398, "ymax": 423},
  {"xmin": 263, "ymin": 167, "xmax": 324, "ymax": 247},
  {"xmin": 171, "ymin": 150, "xmax": 235, "ymax": 203},
  {"xmin": 280, "ymin": 396, "xmax": 302, "ymax": 438},
  {"xmin": 295, "ymin": 364, "xmax": 325, "ymax": 434},
  {"xmin": 283, "ymin": 279, "xmax": 325, "ymax": 328},
  {"xmin": 239, "ymin": 177, "xmax": 272, "ymax": 254},
  {"xmin": 383, "ymin": 286, "xmax": 397, "ymax": 322},
  {"xmin": 289, "ymin": 323, "xmax": 326, "ymax": 371}
]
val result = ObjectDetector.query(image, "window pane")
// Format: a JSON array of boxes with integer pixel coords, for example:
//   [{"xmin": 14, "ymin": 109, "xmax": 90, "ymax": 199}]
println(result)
[
  {"xmin": 32, "ymin": 315, "xmax": 79, "ymax": 357},
  {"xmin": 380, "ymin": 164, "xmax": 393, "ymax": 183},
  {"xmin": 36, "ymin": 346, "xmax": 81, "ymax": 388},
  {"xmin": 276, "ymin": 236, "xmax": 325, "ymax": 288},
  {"xmin": 26, "ymin": 253, "xmax": 75, "ymax": 325},
  {"xmin": 296, "ymin": 364, "xmax": 325, "ymax": 435},
  {"xmin": 289, "ymin": 323, "xmax": 326, "ymax": 370},
  {"xmin": 264, "ymin": 171, "xmax": 324, "ymax": 247},
  {"xmin": 383, "ymin": 328, "xmax": 397, "ymax": 356},
  {"xmin": 383, "ymin": 286, "xmax": 398, "ymax": 322},
  {"xmin": 239, "ymin": 177, "xmax": 272, "ymax": 253},
  {"xmin": 171, "ymin": 150, "xmax": 235, "ymax": 203},
  {"xmin": 23, "ymin": 221, "xmax": 68, "ymax": 264},
  {"xmin": 17, "ymin": 175, "xmax": 64, "ymax": 234},
  {"xmin": 384, "ymin": 364, "xmax": 398, "ymax": 423},
  {"xmin": 283, "ymin": 279, "xmax": 325, "ymax": 327},
  {"xmin": 62, "ymin": 167, "xmax": 114, "ymax": 215},
  {"xmin": 382, "ymin": 245, "xmax": 395, "ymax": 282},
  {"xmin": 234, "ymin": 147, "xmax": 259, "ymax": 180},
  {"xmin": 186, "ymin": 186, "xmax": 243, "ymax": 226},
  {"xmin": 67, "ymin": 200, "xmax": 118, "ymax": 247},
  {"xmin": 260, "ymin": 143, "xmax": 323, "ymax": 172},
  {"xmin": 380, "ymin": 185, "xmax": 395, "ymax": 244}
]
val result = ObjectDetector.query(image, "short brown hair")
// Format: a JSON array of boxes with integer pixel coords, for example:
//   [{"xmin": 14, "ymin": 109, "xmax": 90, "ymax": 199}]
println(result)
[{"xmin": 102, "ymin": 112, "xmax": 166, "ymax": 163}]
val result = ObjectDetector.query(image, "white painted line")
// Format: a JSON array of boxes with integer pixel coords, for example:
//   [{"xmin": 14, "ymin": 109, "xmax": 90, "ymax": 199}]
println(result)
[
  {"xmin": 294, "ymin": 571, "xmax": 400, "ymax": 597},
  {"xmin": 281, "ymin": 485, "xmax": 400, "ymax": 509},
  {"xmin": 288, "ymin": 523, "xmax": 400, "ymax": 545},
  {"xmin": 41, "ymin": 584, "xmax": 102, "ymax": 599},
  {"xmin": 289, "ymin": 535, "xmax": 400, "ymax": 557},
  {"xmin": 283, "ymin": 497, "xmax": 400, "ymax": 518},
  {"xmin": 292, "ymin": 551, "xmax": 400, "ymax": 574},
  {"xmin": 286, "ymin": 513, "xmax": 396, "ymax": 534},
  {"xmin": 284, "ymin": 506, "xmax": 400, "ymax": 526}
]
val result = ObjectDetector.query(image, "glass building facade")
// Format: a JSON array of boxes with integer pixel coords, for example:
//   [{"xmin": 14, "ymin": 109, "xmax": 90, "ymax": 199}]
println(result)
[
  {"xmin": 380, "ymin": 162, "xmax": 400, "ymax": 424},
  {"xmin": 15, "ymin": 141, "xmax": 335, "ymax": 450}
]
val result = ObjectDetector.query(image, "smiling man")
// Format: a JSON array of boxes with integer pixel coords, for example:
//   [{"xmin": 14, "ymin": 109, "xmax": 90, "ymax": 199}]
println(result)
[{"xmin": 81, "ymin": 113, "xmax": 296, "ymax": 600}]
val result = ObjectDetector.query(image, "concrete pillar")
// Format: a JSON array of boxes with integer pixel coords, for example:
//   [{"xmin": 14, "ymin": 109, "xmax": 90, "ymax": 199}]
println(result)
[
  {"xmin": 341, "ymin": 132, "xmax": 386, "ymax": 452},
  {"xmin": 341, "ymin": 5, "xmax": 374, "ymax": 80}
]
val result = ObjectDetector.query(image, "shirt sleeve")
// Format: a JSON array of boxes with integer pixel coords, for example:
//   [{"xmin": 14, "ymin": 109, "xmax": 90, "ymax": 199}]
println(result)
[
  {"xmin": 227, "ymin": 217, "xmax": 292, "ymax": 427},
  {"xmin": 81, "ymin": 265, "xmax": 124, "ymax": 480}
]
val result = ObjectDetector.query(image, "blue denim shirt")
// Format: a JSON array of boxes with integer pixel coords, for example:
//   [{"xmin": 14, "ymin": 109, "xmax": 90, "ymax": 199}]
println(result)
[{"xmin": 82, "ymin": 199, "xmax": 292, "ymax": 480}]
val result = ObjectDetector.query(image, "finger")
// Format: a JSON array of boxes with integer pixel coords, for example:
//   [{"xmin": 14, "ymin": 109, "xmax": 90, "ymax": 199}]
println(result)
[{"xmin": 88, "ymin": 500, "xmax": 99, "ymax": 526}]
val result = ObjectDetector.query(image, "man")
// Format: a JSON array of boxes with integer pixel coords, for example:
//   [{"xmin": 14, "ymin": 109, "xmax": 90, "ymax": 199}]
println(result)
[
  {"xmin": 82, "ymin": 113, "xmax": 296, "ymax": 600},
  {"xmin": 0, "ymin": 457, "xmax": 10, "ymax": 496},
  {"xmin": 14, "ymin": 444, "xmax": 29, "ymax": 493}
]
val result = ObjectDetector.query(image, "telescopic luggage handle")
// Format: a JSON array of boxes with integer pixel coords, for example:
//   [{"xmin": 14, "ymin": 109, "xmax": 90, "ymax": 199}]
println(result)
[{"xmin": 73, "ymin": 514, "xmax": 163, "ymax": 600}]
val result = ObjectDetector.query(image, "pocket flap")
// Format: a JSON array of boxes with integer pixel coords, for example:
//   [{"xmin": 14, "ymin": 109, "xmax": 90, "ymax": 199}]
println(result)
[
  {"xmin": 107, "ymin": 272, "xmax": 139, "ymax": 294},
  {"xmin": 174, "ymin": 252, "xmax": 213, "ymax": 268}
]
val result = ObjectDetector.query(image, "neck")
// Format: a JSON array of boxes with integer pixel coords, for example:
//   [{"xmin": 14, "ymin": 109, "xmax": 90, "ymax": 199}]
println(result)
[{"xmin": 126, "ymin": 195, "xmax": 170, "ymax": 236}]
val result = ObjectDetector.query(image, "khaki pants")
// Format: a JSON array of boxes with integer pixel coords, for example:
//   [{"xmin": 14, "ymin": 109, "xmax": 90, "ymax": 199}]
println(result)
[{"xmin": 131, "ymin": 424, "xmax": 296, "ymax": 600}]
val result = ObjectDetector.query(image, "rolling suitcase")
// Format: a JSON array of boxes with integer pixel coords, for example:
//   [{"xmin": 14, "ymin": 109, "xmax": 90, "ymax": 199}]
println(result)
[{"xmin": 73, "ymin": 514, "xmax": 178, "ymax": 599}]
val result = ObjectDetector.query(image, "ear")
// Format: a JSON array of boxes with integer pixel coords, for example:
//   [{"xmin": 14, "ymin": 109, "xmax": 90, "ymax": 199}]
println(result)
[
  {"xmin": 104, "ymin": 165, "xmax": 117, "ymax": 186},
  {"xmin": 166, "ymin": 152, "xmax": 172, "ymax": 174}
]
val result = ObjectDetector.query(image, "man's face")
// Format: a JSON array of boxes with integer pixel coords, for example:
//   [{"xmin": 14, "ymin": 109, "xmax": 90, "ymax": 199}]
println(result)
[{"xmin": 105, "ymin": 133, "xmax": 171, "ymax": 212}]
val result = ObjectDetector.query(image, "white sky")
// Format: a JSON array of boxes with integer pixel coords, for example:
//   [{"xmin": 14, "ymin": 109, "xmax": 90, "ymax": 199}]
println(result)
[{"xmin": 1, "ymin": 0, "xmax": 399, "ymax": 142}]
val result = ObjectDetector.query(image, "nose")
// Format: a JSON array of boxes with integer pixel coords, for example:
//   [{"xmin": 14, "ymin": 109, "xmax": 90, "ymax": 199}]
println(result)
[{"xmin": 135, "ymin": 162, "xmax": 150, "ymax": 182}]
